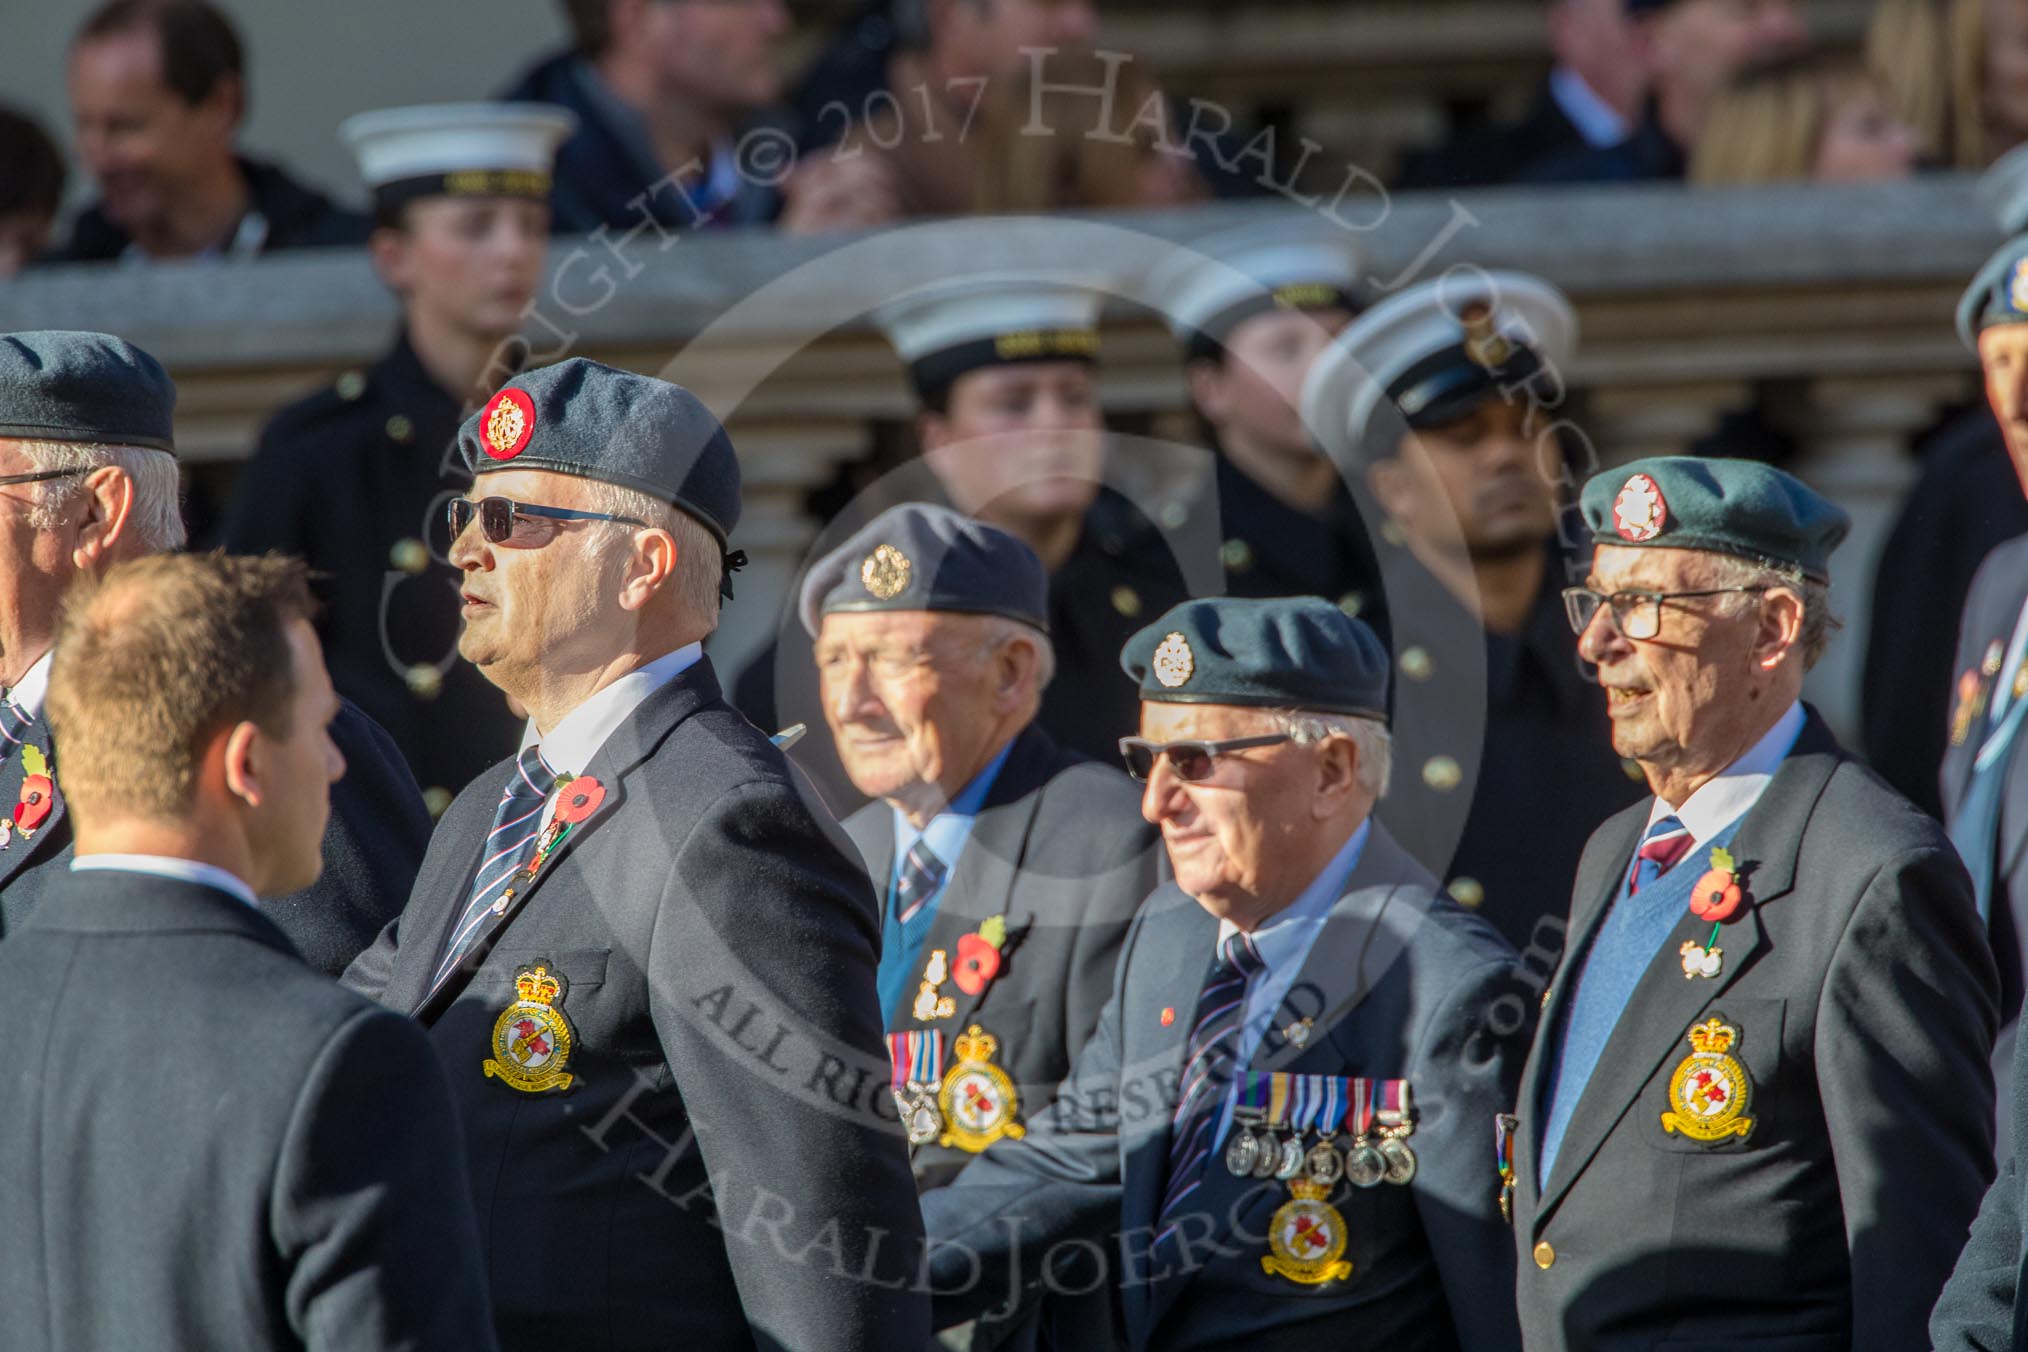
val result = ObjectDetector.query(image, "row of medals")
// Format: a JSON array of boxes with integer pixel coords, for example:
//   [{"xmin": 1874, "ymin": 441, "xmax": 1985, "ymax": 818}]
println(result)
[{"xmin": 1224, "ymin": 1111, "xmax": 1417, "ymax": 1190}]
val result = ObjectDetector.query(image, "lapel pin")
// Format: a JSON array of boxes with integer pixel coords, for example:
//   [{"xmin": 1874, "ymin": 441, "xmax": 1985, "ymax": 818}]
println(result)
[{"xmin": 1160, "ymin": 1007, "xmax": 1175, "ymax": 1026}]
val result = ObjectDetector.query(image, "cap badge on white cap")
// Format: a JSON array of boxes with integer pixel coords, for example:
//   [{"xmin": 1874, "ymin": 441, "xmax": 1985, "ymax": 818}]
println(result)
[
  {"xmin": 1460, "ymin": 301, "xmax": 1513, "ymax": 371},
  {"xmin": 1613, "ymin": 473, "xmax": 1668, "ymax": 543},
  {"xmin": 1152, "ymin": 632, "xmax": 1195, "ymax": 688}
]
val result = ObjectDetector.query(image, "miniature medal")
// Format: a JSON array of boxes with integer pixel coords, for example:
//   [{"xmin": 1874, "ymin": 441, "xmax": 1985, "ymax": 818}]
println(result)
[
  {"xmin": 1344, "ymin": 1079, "xmax": 1385, "ymax": 1188},
  {"xmin": 1376, "ymin": 1082, "xmax": 1418, "ymax": 1186}
]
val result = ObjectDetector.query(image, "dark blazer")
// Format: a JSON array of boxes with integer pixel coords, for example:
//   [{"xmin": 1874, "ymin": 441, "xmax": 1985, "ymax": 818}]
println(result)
[
  {"xmin": 1936, "ymin": 1006, "xmax": 2028, "ymax": 1349},
  {"xmin": 0, "ymin": 869, "xmax": 494, "ymax": 1351},
  {"xmin": 0, "ymin": 696, "xmax": 429, "ymax": 977},
  {"xmin": 1519, "ymin": 104, "xmax": 1685, "ymax": 184},
  {"xmin": 1870, "ymin": 405, "xmax": 2028, "ymax": 817},
  {"xmin": 1513, "ymin": 710, "xmax": 1999, "ymax": 1351},
  {"xmin": 49, "ymin": 155, "xmax": 368, "ymax": 262},
  {"xmin": 344, "ymin": 656, "xmax": 928, "ymax": 1352},
  {"xmin": 221, "ymin": 330, "xmax": 527, "ymax": 803},
  {"xmin": 1396, "ymin": 79, "xmax": 1588, "ymax": 190},
  {"xmin": 921, "ymin": 822, "xmax": 1527, "ymax": 1351},
  {"xmin": 849, "ymin": 723, "xmax": 1163, "ymax": 1193}
]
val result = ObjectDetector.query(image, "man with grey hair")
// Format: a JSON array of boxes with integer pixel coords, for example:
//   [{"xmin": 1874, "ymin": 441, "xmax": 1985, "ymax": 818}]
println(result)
[
  {"xmin": 920, "ymin": 594, "xmax": 1526, "ymax": 1351},
  {"xmin": 806, "ymin": 501, "xmax": 1161, "ymax": 1349},
  {"xmin": 0, "ymin": 330, "xmax": 432, "ymax": 976},
  {"xmin": 1514, "ymin": 455, "xmax": 1996, "ymax": 1349}
]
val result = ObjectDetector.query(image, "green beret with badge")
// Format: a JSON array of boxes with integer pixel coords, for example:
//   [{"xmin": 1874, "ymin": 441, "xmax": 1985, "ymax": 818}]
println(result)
[
  {"xmin": 1579, "ymin": 455, "xmax": 1850, "ymax": 582},
  {"xmin": 1121, "ymin": 594, "xmax": 1390, "ymax": 722}
]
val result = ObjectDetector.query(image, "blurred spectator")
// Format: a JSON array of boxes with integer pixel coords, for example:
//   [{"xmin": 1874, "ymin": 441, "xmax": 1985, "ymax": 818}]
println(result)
[
  {"xmin": 1525, "ymin": 0, "xmax": 1809, "ymax": 183},
  {"xmin": 1690, "ymin": 51, "xmax": 1921, "ymax": 183},
  {"xmin": 0, "ymin": 106, "xmax": 65, "ymax": 275},
  {"xmin": 500, "ymin": 0, "xmax": 890, "ymax": 234},
  {"xmin": 1870, "ymin": 0, "xmax": 2028, "ymax": 169},
  {"xmin": 220, "ymin": 104, "xmax": 567, "ymax": 809},
  {"xmin": 1399, "ymin": 0, "xmax": 1646, "ymax": 189},
  {"xmin": 53, "ymin": 0, "xmax": 365, "ymax": 263}
]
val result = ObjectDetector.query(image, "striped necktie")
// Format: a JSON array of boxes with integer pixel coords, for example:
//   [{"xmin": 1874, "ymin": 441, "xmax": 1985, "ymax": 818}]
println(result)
[
  {"xmin": 894, "ymin": 838, "xmax": 948, "ymax": 927},
  {"xmin": 1156, "ymin": 930, "xmax": 1269, "ymax": 1240},
  {"xmin": 1626, "ymin": 814, "xmax": 1693, "ymax": 895},
  {"xmin": 431, "ymin": 745, "xmax": 555, "ymax": 991},
  {"xmin": 0, "ymin": 699, "xmax": 36, "ymax": 757}
]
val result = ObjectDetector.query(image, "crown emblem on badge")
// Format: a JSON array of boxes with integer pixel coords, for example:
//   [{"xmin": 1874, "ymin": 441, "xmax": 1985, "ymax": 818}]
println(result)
[
  {"xmin": 515, "ymin": 964, "xmax": 563, "ymax": 1004},
  {"xmin": 1459, "ymin": 300, "xmax": 1513, "ymax": 370},
  {"xmin": 1684, "ymin": 1017, "xmax": 1738, "ymax": 1055},
  {"xmin": 479, "ymin": 388, "xmax": 536, "ymax": 461},
  {"xmin": 861, "ymin": 543, "xmax": 912, "ymax": 600},
  {"xmin": 1152, "ymin": 631, "xmax": 1195, "ymax": 688},
  {"xmin": 953, "ymin": 1026, "xmax": 1000, "ymax": 1064},
  {"xmin": 1612, "ymin": 473, "xmax": 1668, "ymax": 543}
]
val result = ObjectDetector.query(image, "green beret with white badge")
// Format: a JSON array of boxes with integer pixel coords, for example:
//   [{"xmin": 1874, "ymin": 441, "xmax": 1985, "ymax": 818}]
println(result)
[{"xmin": 1579, "ymin": 455, "xmax": 1850, "ymax": 582}]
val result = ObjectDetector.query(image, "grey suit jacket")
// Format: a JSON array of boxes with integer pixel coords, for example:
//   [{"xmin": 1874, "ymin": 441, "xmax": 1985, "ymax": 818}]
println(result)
[
  {"xmin": 344, "ymin": 657, "xmax": 929, "ymax": 1352},
  {"xmin": 1515, "ymin": 709, "xmax": 1998, "ymax": 1351},
  {"xmin": 0, "ymin": 696, "xmax": 429, "ymax": 976},
  {"xmin": 0, "ymin": 870, "xmax": 494, "ymax": 1352},
  {"xmin": 920, "ymin": 821, "xmax": 1527, "ymax": 1352}
]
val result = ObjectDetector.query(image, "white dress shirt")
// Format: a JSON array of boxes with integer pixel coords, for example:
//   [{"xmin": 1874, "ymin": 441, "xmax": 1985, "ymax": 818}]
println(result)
[
  {"xmin": 1549, "ymin": 66, "xmax": 1630, "ymax": 149},
  {"xmin": 517, "ymin": 642, "xmax": 701, "ymax": 826},
  {"xmin": 1645, "ymin": 700, "xmax": 1806, "ymax": 849},
  {"xmin": 7, "ymin": 649, "xmax": 53, "ymax": 719},
  {"xmin": 72, "ymin": 853, "xmax": 260, "ymax": 909}
]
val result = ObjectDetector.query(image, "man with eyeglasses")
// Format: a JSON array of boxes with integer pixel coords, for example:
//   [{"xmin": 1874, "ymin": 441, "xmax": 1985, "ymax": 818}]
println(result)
[
  {"xmin": 0, "ymin": 330, "xmax": 431, "ymax": 977},
  {"xmin": 342, "ymin": 357, "xmax": 926, "ymax": 1351},
  {"xmin": 919, "ymin": 593, "xmax": 1526, "ymax": 1351},
  {"xmin": 1512, "ymin": 455, "xmax": 1997, "ymax": 1350},
  {"xmin": 803, "ymin": 501, "xmax": 1160, "ymax": 1350}
]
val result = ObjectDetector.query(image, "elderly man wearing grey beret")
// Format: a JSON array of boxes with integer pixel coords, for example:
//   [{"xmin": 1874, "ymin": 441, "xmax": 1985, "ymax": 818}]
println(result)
[
  {"xmin": 920, "ymin": 594, "xmax": 1527, "ymax": 1352},
  {"xmin": 342, "ymin": 357, "xmax": 927, "ymax": 1351}
]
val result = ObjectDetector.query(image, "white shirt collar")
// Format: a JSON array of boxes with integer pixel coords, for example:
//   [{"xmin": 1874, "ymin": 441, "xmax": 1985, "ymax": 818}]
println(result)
[
  {"xmin": 1549, "ymin": 66, "xmax": 1629, "ymax": 149},
  {"xmin": 1645, "ymin": 701, "xmax": 1806, "ymax": 846},
  {"xmin": 7, "ymin": 649, "xmax": 53, "ymax": 720},
  {"xmin": 71, "ymin": 853, "xmax": 259, "ymax": 909},
  {"xmin": 519, "ymin": 643, "xmax": 702, "ymax": 776}
]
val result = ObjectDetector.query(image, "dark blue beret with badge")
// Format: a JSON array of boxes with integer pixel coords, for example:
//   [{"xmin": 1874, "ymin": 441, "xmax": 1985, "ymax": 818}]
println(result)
[
  {"xmin": 1580, "ymin": 455, "xmax": 1850, "ymax": 582},
  {"xmin": 462, "ymin": 357, "xmax": 745, "ymax": 589},
  {"xmin": 798, "ymin": 502, "xmax": 1048, "ymax": 637},
  {"xmin": 0, "ymin": 330, "xmax": 177, "ymax": 454},
  {"xmin": 1120, "ymin": 595, "xmax": 1390, "ymax": 723}
]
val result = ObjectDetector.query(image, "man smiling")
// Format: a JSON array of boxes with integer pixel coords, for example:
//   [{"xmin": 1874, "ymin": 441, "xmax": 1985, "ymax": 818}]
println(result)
[{"xmin": 1512, "ymin": 456, "xmax": 1997, "ymax": 1350}]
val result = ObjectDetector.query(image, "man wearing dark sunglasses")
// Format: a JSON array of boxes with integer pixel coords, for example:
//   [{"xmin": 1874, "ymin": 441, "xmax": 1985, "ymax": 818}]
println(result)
[
  {"xmin": 342, "ymin": 357, "xmax": 927, "ymax": 1351},
  {"xmin": 801, "ymin": 501, "xmax": 1161, "ymax": 1349},
  {"xmin": 920, "ymin": 594, "xmax": 1527, "ymax": 1351},
  {"xmin": 1513, "ymin": 455, "xmax": 1997, "ymax": 1351}
]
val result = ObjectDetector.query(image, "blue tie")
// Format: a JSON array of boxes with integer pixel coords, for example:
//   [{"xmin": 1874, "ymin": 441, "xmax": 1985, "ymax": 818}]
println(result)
[
  {"xmin": 1951, "ymin": 697, "xmax": 2028, "ymax": 924},
  {"xmin": 432, "ymin": 745, "xmax": 554, "ymax": 990},
  {"xmin": 1156, "ymin": 931, "xmax": 1268, "ymax": 1241}
]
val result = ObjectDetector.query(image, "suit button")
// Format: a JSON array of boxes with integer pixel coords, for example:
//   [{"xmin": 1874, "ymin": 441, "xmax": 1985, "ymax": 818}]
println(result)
[{"xmin": 1533, "ymin": 1241, "xmax": 1555, "ymax": 1270}]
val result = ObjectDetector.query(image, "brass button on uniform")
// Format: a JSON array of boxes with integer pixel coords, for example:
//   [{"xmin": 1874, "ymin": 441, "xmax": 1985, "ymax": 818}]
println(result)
[
  {"xmin": 334, "ymin": 370, "xmax": 366, "ymax": 401},
  {"xmin": 1337, "ymin": 591, "xmax": 1363, "ymax": 618},
  {"xmin": 1220, "ymin": 538, "xmax": 1255, "ymax": 573},
  {"xmin": 1533, "ymin": 1241, "xmax": 1555, "ymax": 1270},
  {"xmin": 1158, "ymin": 500, "xmax": 1189, "ymax": 531},
  {"xmin": 385, "ymin": 414, "xmax": 414, "ymax": 443},
  {"xmin": 1447, "ymin": 877, "xmax": 1484, "ymax": 909},
  {"xmin": 1399, "ymin": 646, "xmax": 1433, "ymax": 681},
  {"xmin": 405, "ymin": 664, "xmax": 443, "ymax": 700},
  {"xmin": 1111, "ymin": 585, "xmax": 1142, "ymax": 618},
  {"xmin": 422, "ymin": 786, "xmax": 454, "ymax": 819},
  {"xmin": 1620, "ymin": 757, "xmax": 1646, "ymax": 782},
  {"xmin": 1422, "ymin": 755, "xmax": 1463, "ymax": 792},
  {"xmin": 389, "ymin": 537, "xmax": 429, "ymax": 575}
]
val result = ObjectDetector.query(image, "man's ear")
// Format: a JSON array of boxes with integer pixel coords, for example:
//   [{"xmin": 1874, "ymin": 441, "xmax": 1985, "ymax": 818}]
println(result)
[
  {"xmin": 1311, "ymin": 734, "xmax": 1360, "ymax": 819},
  {"xmin": 220, "ymin": 720, "xmax": 265, "ymax": 809},
  {"xmin": 917, "ymin": 409, "xmax": 952, "ymax": 454},
  {"xmin": 72, "ymin": 466, "xmax": 136, "ymax": 573},
  {"xmin": 1186, "ymin": 358, "xmax": 1228, "ymax": 425},
  {"xmin": 1754, "ymin": 586, "xmax": 1807, "ymax": 671},
  {"xmin": 616, "ymin": 528, "xmax": 679, "ymax": 613},
  {"xmin": 1365, "ymin": 452, "xmax": 1411, "ymax": 521},
  {"xmin": 367, "ymin": 225, "xmax": 410, "ymax": 294},
  {"xmin": 991, "ymin": 634, "xmax": 1041, "ymax": 713}
]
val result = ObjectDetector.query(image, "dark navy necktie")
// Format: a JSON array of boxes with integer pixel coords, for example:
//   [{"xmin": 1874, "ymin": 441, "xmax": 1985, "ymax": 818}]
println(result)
[
  {"xmin": 1156, "ymin": 930, "xmax": 1269, "ymax": 1241},
  {"xmin": 432, "ymin": 745, "xmax": 554, "ymax": 991}
]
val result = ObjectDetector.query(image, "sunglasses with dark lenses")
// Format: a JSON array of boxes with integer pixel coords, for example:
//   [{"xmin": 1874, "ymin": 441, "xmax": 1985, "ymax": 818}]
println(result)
[
  {"xmin": 1117, "ymin": 733, "xmax": 1294, "ymax": 783},
  {"xmin": 447, "ymin": 495, "xmax": 647, "ymax": 545}
]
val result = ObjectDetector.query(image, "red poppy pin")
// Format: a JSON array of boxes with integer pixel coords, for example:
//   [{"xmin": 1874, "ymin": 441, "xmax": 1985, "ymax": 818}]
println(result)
[
  {"xmin": 14, "ymin": 745, "xmax": 54, "ymax": 836},
  {"xmin": 952, "ymin": 914, "xmax": 1009, "ymax": 997},
  {"xmin": 556, "ymin": 776, "xmax": 605, "ymax": 825},
  {"xmin": 1688, "ymin": 845, "xmax": 1746, "ymax": 923}
]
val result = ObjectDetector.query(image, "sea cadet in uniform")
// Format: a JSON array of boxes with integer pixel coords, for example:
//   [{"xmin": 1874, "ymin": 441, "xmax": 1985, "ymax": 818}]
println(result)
[
  {"xmin": 1513, "ymin": 456, "xmax": 1998, "ymax": 1350},
  {"xmin": 342, "ymin": 358, "xmax": 927, "ymax": 1349},
  {"xmin": 1143, "ymin": 221, "xmax": 1382, "ymax": 620},
  {"xmin": 1301, "ymin": 271, "xmax": 1638, "ymax": 954},
  {"xmin": 805, "ymin": 502, "xmax": 1164, "ymax": 1348},
  {"xmin": 920, "ymin": 595, "xmax": 1527, "ymax": 1351},
  {"xmin": 223, "ymin": 103, "xmax": 572, "ymax": 811},
  {"xmin": 736, "ymin": 277, "xmax": 1188, "ymax": 798},
  {"xmin": 0, "ymin": 551, "xmax": 494, "ymax": 1352},
  {"xmin": 0, "ymin": 330, "xmax": 429, "ymax": 976},
  {"xmin": 1940, "ymin": 229, "xmax": 2028, "ymax": 1157}
]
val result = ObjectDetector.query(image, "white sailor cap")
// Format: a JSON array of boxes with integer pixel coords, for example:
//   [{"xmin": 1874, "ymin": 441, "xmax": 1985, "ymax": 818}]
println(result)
[
  {"xmin": 1982, "ymin": 143, "xmax": 2028, "ymax": 237},
  {"xmin": 874, "ymin": 279, "xmax": 1103, "ymax": 403},
  {"xmin": 339, "ymin": 102, "xmax": 575, "ymax": 220},
  {"xmin": 1142, "ymin": 220, "xmax": 1367, "ymax": 357},
  {"xmin": 1301, "ymin": 271, "xmax": 1576, "ymax": 463}
]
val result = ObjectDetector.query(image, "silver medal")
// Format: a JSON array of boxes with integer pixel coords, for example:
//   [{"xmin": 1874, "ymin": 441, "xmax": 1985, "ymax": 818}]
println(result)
[
  {"xmin": 1306, "ymin": 1136, "xmax": 1344, "ymax": 1188},
  {"xmin": 1224, "ymin": 1121, "xmax": 1261, "ymax": 1177},
  {"xmin": 1379, "ymin": 1136, "xmax": 1418, "ymax": 1186},
  {"xmin": 1251, "ymin": 1129, "xmax": 1281, "ymax": 1178},
  {"xmin": 1274, "ymin": 1134, "xmax": 1307, "ymax": 1180},
  {"xmin": 1346, "ymin": 1140, "xmax": 1386, "ymax": 1188}
]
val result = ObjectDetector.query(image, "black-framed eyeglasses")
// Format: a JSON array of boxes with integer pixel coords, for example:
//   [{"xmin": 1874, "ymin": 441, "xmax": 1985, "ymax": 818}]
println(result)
[
  {"xmin": 447, "ymin": 495, "xmax": 646, "ymax": 545},
  {"xmin": 1561, "ymin": 585, "xmax": 1771, "ymax": 641},
  {"xmin": 0, "ymin": 469, "xmax": 84, "ymax": 489},
  {"xmin": 1117, "ymin": 733, "xmax": 1293, "ymax": 783}
]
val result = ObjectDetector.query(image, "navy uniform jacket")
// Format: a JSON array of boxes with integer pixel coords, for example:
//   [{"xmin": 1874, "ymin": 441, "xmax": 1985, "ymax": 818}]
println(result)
[
  {"xmin": 1868, "ymin": 406, "xmax": 2027, "ymax": 816},
  {"xmin": 1513, "ymin": 711, "xmax": 1998, "ymax": 1351},
  {"xmin": 1519, "ymin": 104, "xmax": 1684, "ymax": 184},
  {"xmin": 1935, "ymin": 1002, "xmax": 2028, "ymax": 1349},
  {"xmin": 0, "ymin": 870, "xmax": 494, "ymax": 1352},
  {"xmin": 344, "ymin": 657, "xmax": 928, "ymax": 1351},
  {"xmin": 1176, "ymin": 454, "xmax": 1385, "ymax": 629},
  {"xmin": 222, "ymin": 331, "xmax": 525, "ymax": 805},
  {"xmin": 921, "ymin": 822, "xmax": 1528, "ymax": 1352},
  {"xmin": 0, "ymin": 697, "xmax": 428, "ymax": 978},
  {"xmin": 1396, "ymin": 78, "xmax": 1588, "ymax": 189},
  {"xmin": 48, "ymin": 154, "xmax": 368, "ymax": 262},
  {"xmin": 1380, "ymin": 539, "xmax": 1640, "ymax": 957}
]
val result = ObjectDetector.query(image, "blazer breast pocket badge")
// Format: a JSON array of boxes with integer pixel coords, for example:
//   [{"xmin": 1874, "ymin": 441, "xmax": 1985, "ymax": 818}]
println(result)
[
  {"xmin": 1660, "ymin": 1016, "xmax": 1754, "ymax": 1143},
  {"xmin": 483, "ymin": 961, "xmax": 578, "ymax": 1094}
]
